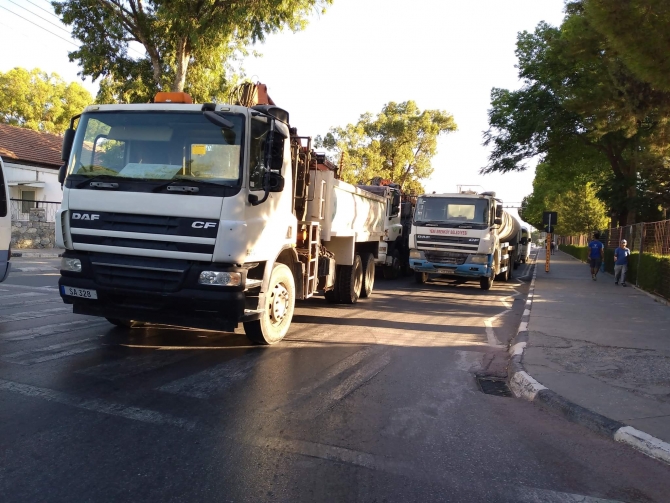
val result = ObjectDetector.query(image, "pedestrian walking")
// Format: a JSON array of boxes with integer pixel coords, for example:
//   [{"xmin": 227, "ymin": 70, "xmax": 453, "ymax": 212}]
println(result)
[
  {"xmin": 551, "ymin": 242, "xmax": 556, "ymax": 255},
  {"xmin": 614, "ymin": 239, "xmax": 630, "ymax": 287},
  {"xmin": 588, "ymin": 231, "xmax": 604, "ymax": 281}
]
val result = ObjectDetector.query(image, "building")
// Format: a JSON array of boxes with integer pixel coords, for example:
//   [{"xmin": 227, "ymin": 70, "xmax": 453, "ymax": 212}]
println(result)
[
  {"xmin": 0, "ymin": 124, "xmax": 63, "ymax": 248},
  {"xmin": 0, "ymin": 123, "xmax": 63, "ymax": 222}
]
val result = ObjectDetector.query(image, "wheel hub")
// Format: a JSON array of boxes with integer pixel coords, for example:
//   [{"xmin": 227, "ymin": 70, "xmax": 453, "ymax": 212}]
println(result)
[{"xmin": 269, "ymin": 282, "xmax": 290, "ymax": 325}]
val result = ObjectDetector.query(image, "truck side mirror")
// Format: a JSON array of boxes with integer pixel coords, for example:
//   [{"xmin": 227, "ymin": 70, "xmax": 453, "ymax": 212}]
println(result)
[
  {"xmin": 58, "ymin": 164, "xmax": 67, "ymax": 186},
  {"xmin": 268, "ymin": 172, "xmax": 284, "ymax": 192},
  {"xmin": 61, "ymin": 127, "xmax": 76, "ymax": 163},
  {"xmin": 265, "ymin": 125, "xmax": 287, "ymax": 172}
]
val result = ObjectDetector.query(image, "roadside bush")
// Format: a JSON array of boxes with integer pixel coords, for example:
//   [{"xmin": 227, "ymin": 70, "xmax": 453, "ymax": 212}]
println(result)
[
  {"xmin": 559, "ymin": 244, "xmax": 589, "ymax": 262},
  {"xmin": 558, "ymin": 244, "xmax": 669, "ymax": 299}
]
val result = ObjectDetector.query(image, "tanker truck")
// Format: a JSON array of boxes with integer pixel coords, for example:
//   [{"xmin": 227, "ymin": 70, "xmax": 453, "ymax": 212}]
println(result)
[
  {"xmin": 408, "ymin": 191, "xmax": 521, "ymax": 290},
  {"xmin": 54, "ymin": 85, "xmax": 393, "ymax": 345}
]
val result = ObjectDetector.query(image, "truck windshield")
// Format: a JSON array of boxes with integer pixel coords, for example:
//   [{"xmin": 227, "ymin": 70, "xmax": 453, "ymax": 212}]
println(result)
[
  {"xmin": 414, "ymin": 197, "xmax": 489, "ymax": 225},
  {"xmin": 66, "ymin": 112, "xmax": 244, "ymax": 185}
]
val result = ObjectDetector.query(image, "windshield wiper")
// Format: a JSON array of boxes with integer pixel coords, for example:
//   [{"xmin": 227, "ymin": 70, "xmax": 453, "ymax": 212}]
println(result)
[
  {"xmin": 75, "ymin": 175, "xmax": 118, "ymax": 189},
  {"xmin": 152, "ymin": 178, "xmax": 236, "ymax": 193}
]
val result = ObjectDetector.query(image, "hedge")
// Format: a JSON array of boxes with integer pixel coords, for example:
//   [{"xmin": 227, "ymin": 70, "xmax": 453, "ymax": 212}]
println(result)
[{"xmin": 559, "ymin": 244, "xmax": 670, "ymax": 300}]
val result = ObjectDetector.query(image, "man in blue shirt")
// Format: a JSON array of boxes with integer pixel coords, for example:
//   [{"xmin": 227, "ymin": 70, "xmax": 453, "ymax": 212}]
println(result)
[
  {"xmin": 614, "ymin": 239, "xmax": 631, "ymax": 287},
  {"xmin": 588, "ymin": 232, "xmax": 604, "ymax": 281}
]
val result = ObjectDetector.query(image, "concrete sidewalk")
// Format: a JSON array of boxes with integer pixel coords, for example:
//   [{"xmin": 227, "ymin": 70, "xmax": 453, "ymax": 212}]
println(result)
[{"xmin": 524, "ymin": 249, "xmax": 670, "ymax": 444}]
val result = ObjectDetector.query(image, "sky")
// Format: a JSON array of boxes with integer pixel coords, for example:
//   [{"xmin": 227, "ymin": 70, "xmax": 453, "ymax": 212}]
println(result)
[{"xmin": 0, "ymin": 0, "xmax": 567, "ymax": 221}]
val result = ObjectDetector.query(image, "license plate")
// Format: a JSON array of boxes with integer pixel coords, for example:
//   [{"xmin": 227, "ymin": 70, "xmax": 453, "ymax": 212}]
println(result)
[
  {"xmin": 61, "ymin": 286, "xmax": 98, "ymax": 299},
  {"xmin": 437, "ymin": 268, "xmax": 455, "ymax": 274}
]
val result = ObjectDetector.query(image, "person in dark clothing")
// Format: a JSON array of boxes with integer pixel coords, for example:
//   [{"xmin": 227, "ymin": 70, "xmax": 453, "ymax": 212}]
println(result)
[
  {"xmin": 588, "ymin": 232, "xmax": 604, "ymax": 281},
  {"xmin": 614, "ymin": 239, "xmax": 631, "ymax": 287}
]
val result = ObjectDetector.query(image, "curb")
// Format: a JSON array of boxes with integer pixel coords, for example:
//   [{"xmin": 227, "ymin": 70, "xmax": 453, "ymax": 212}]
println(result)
[{"xmin": 507, "ymin": 252, "xmax": 670, "ymax": 465}]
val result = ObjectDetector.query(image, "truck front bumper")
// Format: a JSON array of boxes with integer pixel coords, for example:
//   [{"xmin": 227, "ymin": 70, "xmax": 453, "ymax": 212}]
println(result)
[
  {"xmin": 409, "ymin": 259, "xmax": 490, "ymax": 278},
  {"xmin": 58, "ymin": 251, "xmax": 260, "ymax": 332}
]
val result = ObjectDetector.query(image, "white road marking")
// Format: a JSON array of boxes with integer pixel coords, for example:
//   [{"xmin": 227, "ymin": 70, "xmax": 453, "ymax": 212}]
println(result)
[
  {"xmin": 290, "ymin": 346, "xmax": 383, "ymax": 397},
  {"xmin": 485, "ymin": 311, "xmax": 508, "ymax": 347},
  {"xmin": 0, "ymin": 378, "xmax": 194, "ymax": 430},
  {"xmin": 78, "ymin": 352, "xmax": 195, "ymax": 381},
  {"xmin": 1, "ymin": 319, "xmax": 109, "ymax": 342},
  {"xmin": 518, "ymin": 321, "xmax": 528, "ymax": 333},
  {"xmin": 158, "ymin": 350, "xmax": 282, "ymax": 398},
  {"xmin": 523, "ymin": 309, "xmax": 531, "ymax": 317},
  {"xmin": 2, "ymin": 338, "xmax": 100, "ymax": 365},
  {"xmin": 253, "ymin": 436, "xmax": 410, "ymax": 476},
  {"xmin": 0, "ymin": 307, "xmax": 71, "ymax": 323},
  {"xmin": 0, "ymin": 291, "xmax": 49, "ymax": 301},
  {"xmin": 1, "ymin": 297, "xmax": 61, "ymax": 309}
]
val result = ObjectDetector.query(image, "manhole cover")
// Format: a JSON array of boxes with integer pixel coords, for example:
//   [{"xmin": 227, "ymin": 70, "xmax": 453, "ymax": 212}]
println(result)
[{"xmin": 476, "ymin": 376, "xmax": 513, "ymax": 397}]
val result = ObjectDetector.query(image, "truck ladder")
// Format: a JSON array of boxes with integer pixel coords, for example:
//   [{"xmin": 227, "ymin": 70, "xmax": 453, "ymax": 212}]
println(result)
[{"xmin": 298, "ymin": 221, "xmax": 320, "ymax": 299}]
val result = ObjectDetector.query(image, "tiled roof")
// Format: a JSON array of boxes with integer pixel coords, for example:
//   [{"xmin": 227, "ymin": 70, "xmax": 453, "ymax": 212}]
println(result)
[{"xmin": 0, "ymin": 123, "xmax": 63, "ymax": 169}]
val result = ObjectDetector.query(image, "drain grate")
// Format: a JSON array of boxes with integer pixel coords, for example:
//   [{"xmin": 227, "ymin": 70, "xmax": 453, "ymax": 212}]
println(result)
[{"xmin": 476, "ymin": 376, "xmax": 513, "ymax": 397}]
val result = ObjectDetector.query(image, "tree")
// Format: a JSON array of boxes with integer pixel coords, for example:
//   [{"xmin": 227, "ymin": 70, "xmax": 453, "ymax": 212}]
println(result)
[
  {"xmin": 520, "ymin": 162, "xmax": 609, "ymax": 235},
  {"xmin": 581, "ymin": 0, "xmax": 670, "ymax": 92},
  {"xmin": 483, "ymin": 8, "xmax": 670, "ymax": 226},
  {"xmin": 0, "ymin": 67, "xmax": 93, "ymax": 134},
  {"xmin": 53, "ymin": 0, "xmax": 331, "ymax": 103},
  {"xmin": 317, "ymin": 101, "xmax": 457, "ymax": 194}
]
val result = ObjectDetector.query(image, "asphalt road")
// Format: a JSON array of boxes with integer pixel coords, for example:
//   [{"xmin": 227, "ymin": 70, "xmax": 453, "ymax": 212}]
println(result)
[{"xmin": 1, "ymin": 256, "xmax": 669, "ymax": 503}]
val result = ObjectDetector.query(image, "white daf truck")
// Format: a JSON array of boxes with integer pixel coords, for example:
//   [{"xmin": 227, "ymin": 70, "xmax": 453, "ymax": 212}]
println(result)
[
  {"xmin": 0, "ymin": 157, "xmax": 11, "ymax": 282},
  {"xmin": 55, "ymin": 88, "xmax": 392, "ymax": 344},
  {"xmin": 408, "ymin": 191, "xmax": 521, "ymax": 290}
]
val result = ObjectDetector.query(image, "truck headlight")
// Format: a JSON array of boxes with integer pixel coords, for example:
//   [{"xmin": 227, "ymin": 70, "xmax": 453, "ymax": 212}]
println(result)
[
  {"xmin": 409, "ymin": 249, "xmax": 424, "ymax": 259},
  {"xmin": 60, "ymin": 257, "xmax": 82, "ymax": 272},
  {"xmin": 469, "ymin": 255, "xmax": 488, "ymax": 264},
  {"xmin": 198, "ymin": 271, "xmax": 242, "ymax": 286}
]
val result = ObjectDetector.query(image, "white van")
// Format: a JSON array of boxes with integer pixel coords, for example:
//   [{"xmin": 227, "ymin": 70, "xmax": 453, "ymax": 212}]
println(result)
[
  {"xmin": 519, "ymin": 225, "xmax": 531, "ymax": 263},
  {"xmin": 0, "ymin": 157, "xmax": 11, "ymax": 282}
]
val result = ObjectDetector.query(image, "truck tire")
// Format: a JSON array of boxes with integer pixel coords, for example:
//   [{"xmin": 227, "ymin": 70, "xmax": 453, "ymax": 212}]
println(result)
[
  {"xmin": 244, "ymin": 263, "xmax": 295, "ymax": 345},
  {"xmin": 480, "ymin": 275, "xmax": 493, "ymax": 290},
  {"xmin": 360, "ymin": 252, "xmax": 375, "ymax": 298},
  {"xmin": 324, "ymin": 286, "xmax": 340, "ymax": 303},
  {"xmin": 338, "ymin": 254, "xmax": 363, "ymax": 304},
  {"xmin": 415, "ymin": 271, "xmax": 428, "ymax": 284},
  {"xmin": 382, "ymin": 250, "xmax": 401, "ymax": 279}
]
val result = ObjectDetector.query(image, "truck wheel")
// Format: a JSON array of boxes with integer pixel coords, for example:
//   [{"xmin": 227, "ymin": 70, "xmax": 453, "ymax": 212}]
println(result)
[
  {"xmin": 324, "ymin": 286, "xmax": 340, "ymax": 303},
  {"xmin": 244, "ymin": 263, "xmax": 295, "ymax": 345},
  {"xmin": 480, "ymin": 275, "xmax": 493, "ymax": 290},
  {"xmin": 338, "ymin": 254, "xmax": 363, "ymax": 304},
  {"xmin": 382, "ymin": 250, "xmax": 401, "ymax": 279},
  {"xmin": 415, "ymin": 271, "xmax": 428, "ymax": 284},
  {"xmin": 360, "ymin": 252, "xmax": 375, "ymax": 298}
]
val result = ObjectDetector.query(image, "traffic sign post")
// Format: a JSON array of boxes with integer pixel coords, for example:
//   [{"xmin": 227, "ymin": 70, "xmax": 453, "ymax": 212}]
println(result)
[{"xmin": 542, "ymin": 211, "xmax": 557, "ymax": 273}]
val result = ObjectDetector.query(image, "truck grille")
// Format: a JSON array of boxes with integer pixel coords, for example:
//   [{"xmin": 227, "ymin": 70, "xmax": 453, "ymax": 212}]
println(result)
[
  {"xmin": 424, "ymin": 251, "xmax": 467, "ymax": 265},
  {"xmin": 69, "ymin": 210, "xmax": 218, "ymax": 257},
  {"xmin": 91, "ymin": 255, "xmax": 188, "ymax": 293}
]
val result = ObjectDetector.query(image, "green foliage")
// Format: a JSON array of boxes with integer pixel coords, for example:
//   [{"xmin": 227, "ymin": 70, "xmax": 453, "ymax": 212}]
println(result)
[
  {"xmin": 581, "ymin": 0, "xmax": 670, "ymax": 92},
  {"xmin": 484, "ymin": 10, "xmax": 670, "ymax": 226},
  {"xmin": 520, "ymin": 159, "xmax": 609, "ymax": 235},
  {"xmin": 559, "ymin": 244, "xmax": 590, "ymax": 263},
  {"xmin": 0, "ymin": 67, "xmax": 93, "ymax": 134},
  {"xmin": 316, "ymin": 101, "xmax": 457, "ymax": 194},
  {"xmin": 53, "ymin": 0, "xmax": 331, "ymax": 102}
]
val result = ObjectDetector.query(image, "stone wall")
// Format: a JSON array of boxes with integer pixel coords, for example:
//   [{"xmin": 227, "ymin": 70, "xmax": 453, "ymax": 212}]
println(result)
[{"xmin": 11, "ymin": 208, "xmax": 56, "ymax": 249}]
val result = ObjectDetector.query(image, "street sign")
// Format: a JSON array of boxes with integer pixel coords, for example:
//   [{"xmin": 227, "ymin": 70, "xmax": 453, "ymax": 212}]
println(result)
[{"xmin": 542, "ymin": 211, "xmax": 558, "ymax": 226}]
